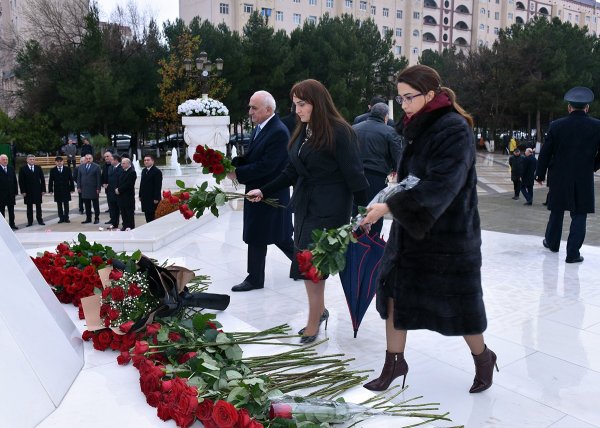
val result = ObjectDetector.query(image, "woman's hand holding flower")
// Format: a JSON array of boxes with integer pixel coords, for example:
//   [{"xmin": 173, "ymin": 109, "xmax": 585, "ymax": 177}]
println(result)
[
  {"xmin": 246, "ymin": 189, "xmax": 263, "ymax": 202},
  {"xmin": 361, "ymin": 203, "xmax": 389, "ymax": 231}
]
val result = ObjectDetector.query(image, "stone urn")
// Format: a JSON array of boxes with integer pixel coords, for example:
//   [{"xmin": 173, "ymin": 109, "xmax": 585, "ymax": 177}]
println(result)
[{"xmin": 182, "ymin": 115, "xmax": 230, "ymax": 161}]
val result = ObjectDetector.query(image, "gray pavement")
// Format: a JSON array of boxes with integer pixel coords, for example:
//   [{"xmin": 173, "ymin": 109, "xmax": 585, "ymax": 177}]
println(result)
[{"xmin": 6, "ymin": 152, "xmax": 600, "ymax": 247}]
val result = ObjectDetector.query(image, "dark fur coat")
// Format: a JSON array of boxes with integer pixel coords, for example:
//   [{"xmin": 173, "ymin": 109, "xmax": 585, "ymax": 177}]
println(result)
[{"xmin": 376, "ymin": 105, "xmax": 487, "ymax": 336}]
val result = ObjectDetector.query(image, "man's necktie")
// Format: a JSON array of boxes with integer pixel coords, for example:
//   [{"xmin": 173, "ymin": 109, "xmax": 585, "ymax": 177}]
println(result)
[
  {"xmin": 2, "ymin": 166, "xmax": 6, "ymax": 173},
  {"xmin": 30, "ymin": 166, "xmax": 34, "ymax": 172},
  {"xmin": 254, "ymin": 125, "xmax": 262, "ymax": 140},
  {"xmin": 86, "ymin": 164, "xmax": 90, "ymax": 171},
  {"xmin": 58, "ymin": 168, "xmax": 62, "ymax": 173}
]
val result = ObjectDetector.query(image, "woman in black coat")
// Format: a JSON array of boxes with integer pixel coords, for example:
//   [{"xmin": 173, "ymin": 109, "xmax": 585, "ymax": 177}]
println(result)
[
  {"xmin": 248, "ymin": 79, "xmax": 369, "ymax": 344},
  {"xmin": 361, "ymin": 65, "xmax": 496, "ymax": 394}
]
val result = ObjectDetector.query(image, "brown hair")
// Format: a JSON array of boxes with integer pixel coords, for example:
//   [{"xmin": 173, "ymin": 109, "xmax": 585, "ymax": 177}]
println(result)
[
  {"xmin": 396, "ymin": 64, "xmax": 473, "ymax": 127},
  {"xmin": 289, "ymin": 79, "xmax": 352, "ymax": 151}
]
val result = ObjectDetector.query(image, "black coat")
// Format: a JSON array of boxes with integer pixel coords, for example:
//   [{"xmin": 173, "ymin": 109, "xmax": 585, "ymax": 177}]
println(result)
[
  {"xmin": 139, "ymin": 166, "xmax": 163, "ymax": 213},
  {"xmin": 235, "ymin": 115, "xmax": 293, "ymax": 245},
  {"xmin": 521, "ymin": 154, "xmax": 537, "ymax": 186},
  {"xmin": 76, "ymin": 163, "xmax": 101, "ymax": 199},
  {"xmin": 271, "ymin": 123, "xmax": 368, "ymax": 278},
  {"xmin": 536, "ymin": 110, "xmax": 600, "ymax": 213},
  {"xmin": 378, "ymin": 105, "xmax": 486, "ymax": 336},
  {"xmin": 117, "ymin": 167, "xmax": 137, "ymax": 207},
  {"xmin": 19, "ymin": 164, "xmax": 46, "ymax": 204},
  {"xmin": 508, "ymin": 154, "xmax": 523, "ymax": 181},
  {"xmin": 0, "ymin": 165, "xmax": 18, "ymax": 205},
  {"xmin": 48, "ymin": 166, "xmax": 74, "ymax": 202},
  {"xmin": 352, "ymin": 116, "xmax": 402, "ymax": 175},
  {"xmin": 106, "ymin": 164, "xmax": 122, "ymax": 202}
]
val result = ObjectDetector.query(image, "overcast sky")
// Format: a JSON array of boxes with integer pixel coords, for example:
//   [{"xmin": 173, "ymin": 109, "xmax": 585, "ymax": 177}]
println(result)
[{"xmin": 95, "ymin": 0, "xmax": 179, "ymax": 26}]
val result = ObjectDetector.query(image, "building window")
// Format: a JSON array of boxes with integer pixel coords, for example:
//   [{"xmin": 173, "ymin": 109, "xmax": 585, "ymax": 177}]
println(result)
[
  {"xmin": 382, "ymin": 25, "xmax": 389, "ymax": 33},
  {"xmin": 413, "ymin": 29, "xmax": 419, "ymax": 36},
  {"xmin": 495, "ymin": 11, "xmax": 499, "ymax": 19},
  {"xmin": 261, "ymin": 8, "xmax": 272, "ymax": 19},
  {"xmin": 396, "ymin": 9, "xmax": 403, "ymax": 19},
  {"xmin": 345, "ymin": 0, "xmax": 352, "ymax": 8},
  {"xmin": 326, "ymin": 0, "xmax": 333, "ymax": 7},
  {"xmin": 575, "ymin": 15, "xmax": 579, "ymax": 23},
  {"xmin": 493, "ymin": 27, "xmax": 499, "ymax": 34},
  {"xmin": 383, "ymin": 7, "xmax": 389, "ymax": 17},
  {"xmin": 293, "ymin": 0, "xmax": 300, "ymax": 3},
  {"xmin": 479, "ymin": 23, "xmax": 484, "ymax": 30},
  {"xmin": 396, "ymin": 46, "xmax": 402, "ymax": 55},
  {"xmin": 413, "ymin": 11, "xmax": 420, "ymax": 19},
  {"xmin": 396, "ymin": 27, "xmax": 402, "ymax": 36},
  {"xmin": 308, "ymin": 15, "xmax": 317, "ymax": 23},
  {"xmin": 293, "ymin": 13, "xmax": 301, "ymax": 24},
  {"xmin": 360, "ymin": 1, "xmax": 366, "ymax": 10},
  {"xmin": 586, "ymin": 16, "xmax": 590, "ymax": 23},
  {"xmin": 276, "ymin": 10, "xmax": 284, "ymax": 21},
  {"xmin": 412, "ymin": 47, "xmax": 419, "ymax": 55},
  {"xmin": 480, "ymin": 8, "xmax": 485, "ymax": 14},
  {"xmin": 309, "ymin": 0, "xmax": 317, "ymax": 5},
  {"xmin": 508, "ymin": 12, "xmax": 513, "ymax": 20},
  {"xmin": 243, "ymin": 3, "xmax": 253, "ymax": 13},
  {"xmin": 371, "ymin": 5, "xmax": 376, "ymax": 15},
  {"xmin": 219, "ymin": 3, "xmax": 229, "ymax": 14}
]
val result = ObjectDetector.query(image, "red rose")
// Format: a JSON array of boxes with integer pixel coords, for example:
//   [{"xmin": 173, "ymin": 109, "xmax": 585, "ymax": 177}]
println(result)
[
  {"xmin": 169, "ymin": 196, "xmax": 180, "ymax": 204},
  {"xmin": 269, "ymin": 403, "xmax": 293, "ymax": 420},
  {"xmin": 162, "ymin": 190, "xmax": 172, "ymax": 198},
  {"xmin": 168, "ymin": 332, "xmax": 181, "ymax": 342},
  {"xmin": 212, "ymin": 400, "xmax": 239, "ymax": 428},
  {"xmin": 91, "ymin": 255, "xmax": 103, "ymax": 266},
  {"xmin": 82, "ymin": 265, "xmax": 96, "ymax": 276},
  {"xmin": 119, "ymin": 320, "xmax": 134, "ymax": 333},
  {"xmin": 296, "ymin": 250, "xmax": 313, "ymax": 272},
  {"xmin": 117, "ymin": 351, "xmax": 131, "ymax": 365},
  {"xmin": 134, "ymin": 340, "xmax": 150, "ymax": 355},
  {"xmin": 109, "ymin": 269, "xmax": 123, "ymax": 280},
  {"xmin": 237, "ymin": 408, "xmax": 254, "ymax": 428},
  {"xmin": 127, "ymin": 283, "xmax": 142, "ymax": 297},
  {"xmin": 146, "ymin": 323, "xmax": 161, "ymax": 336},
  {"xmin": 146, "ymin": 391, "xmax": 162, "ymax": 408},
  {"xmin": 108, "ymin": 308, "xmax": 120, "ymax": 321},
  {"xmin": 183, "ymin": 209, "xmax": 194, "ymax": 220},
  {"xmin": 157, "ymin": 402, "xmax": 172, "ymax": 421},
  {"xmin": 101, "ymin": 287, "xmax": 112, "ymax": 299},
  {"xmin": 306, "ymin": 266, "xmax": 321, "ymax": 283},
  {"xmin": 195, "ymin": 145, "xmax": 205, "ymax": 154},
  {"xmin": 195, "ymin": 399, "xmax": 214, "ymax": 421},
  {"xmin": 93, "ymin": 330, "xmax": 113, "ymax": 351},
  {"xmin": 180, "ymin": 192, "xmax": 190, "ymax": 200},
  {"xmin": 179, "ymin": 203, "xmax": 188, "ymax": 213},
  {"xmin": 111, "ymin": 286, "xmax": 125, "ymax": 301},
  {"xmin": 193, "ymin": 153, "xmax": 203, "ymax": 163},
  {"xmin": 82, "ymin": 330, "xmax": 94, "ymax": 341},
  {"xmin": 212, "ymin": 163, "xmax": 225, "ymax": 175},
  {"xmin": 57, "ymin": 243, "xmax": 70, "ymax": 253},
  {"xmin": 177, "ymin": 351, "xmax": 197, "ymax": 364}
]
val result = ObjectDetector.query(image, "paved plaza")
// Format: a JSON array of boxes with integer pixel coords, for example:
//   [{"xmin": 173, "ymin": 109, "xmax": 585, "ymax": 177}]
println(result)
[{"xmin": 12, "ymin": 152, "xmax": 600, "ymax": 427}]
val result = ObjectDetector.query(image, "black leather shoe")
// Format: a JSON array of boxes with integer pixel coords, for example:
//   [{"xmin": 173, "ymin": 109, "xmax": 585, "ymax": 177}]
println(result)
[
  {"xmin": 38, "ymin": 221, "xmax": 45, "ymax": 225},
  {"xmin": 82, "ymin": 219, "xmax": 92, "ymax": 224},
  {"xmin": 511, "ymin": 196, "xmax": 519, "ymax": 200},
  {"xmin": 565, "ymin": 256, "xmax": 584, "ymax": 264},
  {"xmin": 104, "ymin": 221, "xmax": 112, "ymax": 224},
  {"xmin": 79, "ymin": 210, "xmax": 84, "ymax": 214},
  {"xmin": 231, "ymin": 281, "xmax": 263, "ymax": 292},
  {"xmin": 542, "ymin": 239, "xmax": 559, "ymax": 252},
  {"xmin": 58, "ymin": 219, "xmax": 65, "ymax": 224},
  {"xmin": 523, "ymin": 202, "xmax": 532, "ymax": 206},
  {"xmin": 26, "ymin": 223, "xmax": 32, "ymax": 227},
  {"xmin": 94, "ymin": 219, "xmax": 100, "ymax": 224},
  {"xmin": 10, "ymin": 225, "xmax": 18, "ymax": 230},
  {"xmin": 65, "ymin": 219, "xmax": 70, "ymax": 223}
]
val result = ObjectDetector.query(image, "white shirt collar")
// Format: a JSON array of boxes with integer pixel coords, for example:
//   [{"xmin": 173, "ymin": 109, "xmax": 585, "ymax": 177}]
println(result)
[{"xmin": 257, "ymin": 114, "xmax": 275, "ymax": 129}]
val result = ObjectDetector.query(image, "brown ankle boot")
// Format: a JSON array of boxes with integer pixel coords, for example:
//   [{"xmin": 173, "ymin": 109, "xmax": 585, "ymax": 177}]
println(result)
[
  {"xmin": 469, "ymin": 345, "xmax": 499, "ymax": 393},
  {"xmin": 363, "ymin": 351, "xmax": 409, "ymax": 391}
]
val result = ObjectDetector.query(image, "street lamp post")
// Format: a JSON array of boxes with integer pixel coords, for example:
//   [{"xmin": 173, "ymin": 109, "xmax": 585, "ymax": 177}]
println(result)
[{"xmin": 184, "ymin": 51, "xmax": 224, "ymax": 98}]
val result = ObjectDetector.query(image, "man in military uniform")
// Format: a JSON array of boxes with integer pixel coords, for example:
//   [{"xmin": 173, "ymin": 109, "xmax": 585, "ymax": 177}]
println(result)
[{"xmin": 536, "ymin": 87, "xmax": 600, "ymax": 263}]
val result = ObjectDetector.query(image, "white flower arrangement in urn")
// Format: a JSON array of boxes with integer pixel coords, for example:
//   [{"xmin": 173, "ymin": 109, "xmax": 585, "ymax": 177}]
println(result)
[{"xmin": 177, "ymin": 97, "xmax": 229, "ymax": 117}]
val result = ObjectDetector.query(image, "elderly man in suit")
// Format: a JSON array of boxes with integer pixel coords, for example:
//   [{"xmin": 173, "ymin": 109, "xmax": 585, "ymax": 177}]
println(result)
[
  {"xmin": 536, "ymin": 86, "xmax": 600, "ymax": 263},
  {"xmin": 106, "ymin": 154, "xmax": 122, "ymax": 229},
  {"xmin": 19, "ymin": 154, "xmax": 46, "ymax": 226},
  {"xmin": 48, "ymin": 156, "xmax": 75, "ymax": 223},
  {"xmin": 77, "ymin": 153, "xmax": 102, "ymax": 224},
  {"xmin": 0, "ymin": 154, "xmax": 19, "ymax": 230},
  {"xmin": 139, "ymin": 154, "xmax": 162, "ymax": 223},
  {"xmin": 115, "ymin": 157, "xmax": 137, "ymax": 231},
  {"xmin": 226, "ymin": 90, "xmax": 294, "ymax": 292}
]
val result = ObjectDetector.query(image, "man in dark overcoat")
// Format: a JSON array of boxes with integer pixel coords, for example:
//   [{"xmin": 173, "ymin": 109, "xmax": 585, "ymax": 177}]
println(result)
[
  {"xmin": 77, "ymin": 154, "xmax": 102, "ymax": 224},
  {"xmin": 106, "ymin": 154, "xmax": 122, "ymax": 229},
  {"xmin": 73, "ymin": 156, "xmax": 86, "ymax": 214},
  {"xmin": 19, "ymin": 154, "xmax": 46, "ymax": 226},
  {"xmin": 536, "ymin": 86, "xmax": 600, "ymax": 263},
  {"xmin": 227, "ymin": 90, "xmax": 294, "ymax": 292},
  {"xmin": 520, "ymin": 148, "xmax": 537, "ymax": 205},
  {"xmin": 48, "ymin": 156, "xmax": 74, "ymax": 223},
  {"xmin": 0, "ymin": 154, "xmax": 19, "ymax": 230},
  {"xmin": 508, "ymin": 148, "xmax": 523, "ymax": 200},
  {"xmin": 139, "ymin": 154, "xmax": 162, "ymax": 223},
  {"xmin": 115, "ymin": 157, "xmax": 137, "ymax": 230}
]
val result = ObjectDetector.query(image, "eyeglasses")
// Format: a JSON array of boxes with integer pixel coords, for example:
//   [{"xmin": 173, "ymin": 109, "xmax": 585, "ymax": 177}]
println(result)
[{"xmin": 395, "ymin": 93, "xmax": 424, "ymax": 105}]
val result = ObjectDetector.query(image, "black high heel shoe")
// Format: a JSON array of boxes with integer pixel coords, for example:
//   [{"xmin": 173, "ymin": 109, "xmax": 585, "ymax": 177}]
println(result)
[
  {"xmin": 299, "ymin": 313, "xmax": 329, "ymax": 344},
  {"xmin": 298, "ymin": 309, "xmax": 329, "ymax": 335}
]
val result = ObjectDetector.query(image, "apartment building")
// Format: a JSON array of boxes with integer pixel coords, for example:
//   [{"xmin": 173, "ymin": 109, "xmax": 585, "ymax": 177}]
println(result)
[{"xmin": 180, "ymin": 0, "xmax": 600, "ymax": 64}]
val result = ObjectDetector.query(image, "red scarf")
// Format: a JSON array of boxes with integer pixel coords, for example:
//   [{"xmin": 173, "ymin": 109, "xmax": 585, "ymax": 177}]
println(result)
[{"xmin": 402, "ymin": 92, "xmax": 452, "ymax": 127}]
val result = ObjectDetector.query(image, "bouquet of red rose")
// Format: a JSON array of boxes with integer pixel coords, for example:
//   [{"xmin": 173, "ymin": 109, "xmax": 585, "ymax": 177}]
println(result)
[{"xmin": 192, "ymin": 145, "xmax": 237, "ymax": 186}]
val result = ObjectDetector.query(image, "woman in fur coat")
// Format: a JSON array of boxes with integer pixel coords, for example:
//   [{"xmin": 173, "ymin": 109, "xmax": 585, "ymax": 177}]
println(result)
[{"xmin": 361, "ymin": 65, "xmax": 497, "ymax": 394}]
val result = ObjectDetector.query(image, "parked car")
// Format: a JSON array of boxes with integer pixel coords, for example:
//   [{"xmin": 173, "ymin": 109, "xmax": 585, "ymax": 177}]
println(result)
[
  {"xmin": 228, "ymin": 134, "xmax": 250, "ymax": 157},
  {"xmin": 158, "ymin": 134, "xmax": 185, "ymax": 150},
  {"xmin": 111, "ymin": 134, "xmax": 131, "ymax": 150}
]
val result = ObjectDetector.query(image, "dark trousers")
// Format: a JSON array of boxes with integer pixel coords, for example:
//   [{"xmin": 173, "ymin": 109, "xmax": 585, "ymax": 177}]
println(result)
[
  {"xmin": 78, "ymin": 193, "xmax": 84, "ymax": 213},
  {"xmin": 246, "ymin": 239, "xmax": 295, "ymax": 287},
  {"xmin": 511, "ymin": 179, "xmax": 521, "ymax": 197},
  {"xmin": 545, "ymin": 210, "xmax": 587, "ymax": 259},
  {"xmin": 520, "ymin": 183, "xmax": 533, "ymax": 203},
  {"xmin": 107, "ymin": 197, "xmax": 120, "ymax": 227},
  {"xmin": 83, "ymin": 198, "xmax": 100, "ymax": 220},
  {"xmin": 0, "ymin": 203, "xmax": 16, "ymax": 227},
  {"xmin": 143, "ymin": 202, "xmax": 158, "ymax": 223},
  {"xmin": 56, "ymin": 201, "xmax": 70, "ymax": 220},
  {"xmin": 26, "ymin": 202, "xmax": 43, "ymax": 224},
  {"xmin": 118, "ymin": 198, "xmax": 135, "ymax": 229},
  {"xmin": 353, "ymin": 170, "xmax": 387, "ymax": 237}
]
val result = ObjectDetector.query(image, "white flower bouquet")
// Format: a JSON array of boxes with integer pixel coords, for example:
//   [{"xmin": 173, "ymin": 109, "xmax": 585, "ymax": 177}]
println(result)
[{"xmin": 177, "ymin": 97, "xmax": 229, "ymax": 117}]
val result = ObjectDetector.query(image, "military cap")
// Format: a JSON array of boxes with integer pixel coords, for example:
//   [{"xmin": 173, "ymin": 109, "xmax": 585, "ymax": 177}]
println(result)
[{"xmin": 564, "ymin": 86, "xmax": 594, "ymax": 107}]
